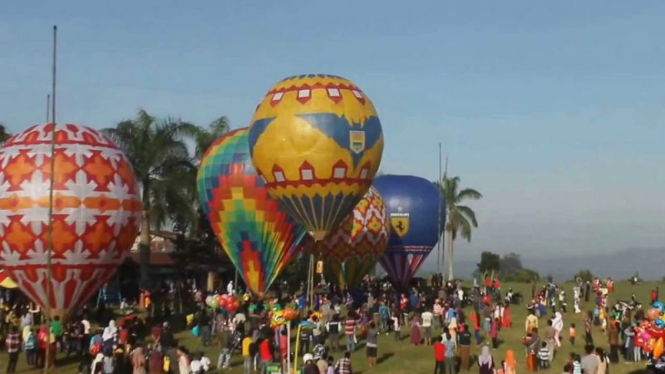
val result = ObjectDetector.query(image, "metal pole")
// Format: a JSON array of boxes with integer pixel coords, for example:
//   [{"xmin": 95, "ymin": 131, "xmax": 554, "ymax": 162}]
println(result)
[
  {"xmin": 44, "ymin": 24, "xmax": 57, "ymax": 374},
  {"xmin": 437, "ymin": 143, "xmax": 442, "ymax": 277},
  {"xmin": 46, "ymin": 94, "xmax": 50, "ymax": 123}
]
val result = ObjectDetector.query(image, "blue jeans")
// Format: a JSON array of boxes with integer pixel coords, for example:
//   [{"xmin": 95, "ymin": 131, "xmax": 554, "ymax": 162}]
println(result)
[
  {"xmin": 474, "ymin": 329, "xmax": 482, "ymax": 344},
  {"xmin": 346, "ymin": 335, "xmax": 356, "ymax": 352},
  {"xmin": 217, "ymin": 348, "xmax": 231, "ymax": 369},
  {"xmin": 200, "ymin": 325, "xmax": 211, "ymax": 346}
]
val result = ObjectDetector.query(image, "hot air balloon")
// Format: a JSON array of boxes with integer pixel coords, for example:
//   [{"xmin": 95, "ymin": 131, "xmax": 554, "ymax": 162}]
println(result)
[
  {"xmin": 305, "ymin": 187, "xmax": 389, "ymax": 288},
  {"xmin": 0, "ymin": 123, "xmax": 141, "ymax": 319},
  {"xmin": 197, "ymin": 128, "xmax": 306, "ymax": 296},
  {"xmin": 374, "ymin": 175, "xmax": 445, "ymax": 287},
  {"xmin": 248, "ymin": 74, "xmax": 384, "ymax": 241}
]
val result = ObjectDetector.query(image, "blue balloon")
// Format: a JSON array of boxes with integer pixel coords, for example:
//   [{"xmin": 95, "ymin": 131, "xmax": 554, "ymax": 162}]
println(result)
[
  {"xmin": 374, "ymin": 175, "xmax": 445, "ymax": 286},
  {"xmin": 656, "ymin": 319, "xmax": 665, "ymax": 328},
  {"xmin": 654, "ymin": 301, "xmax": 664, "ymax": 311}
]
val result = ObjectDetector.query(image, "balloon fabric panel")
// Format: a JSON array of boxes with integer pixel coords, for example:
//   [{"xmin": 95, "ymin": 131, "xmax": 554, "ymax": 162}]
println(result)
[
  {"xmin": 0, "ymin": 123, "xmax": 141, "ymax": 317},
  {"xmin": 197, "ymin": 128, "xmax": 306, "ymax": 295},
  {"xmin": 373, "ymin": 175, "xmax": 445, "ymax": 286},
  {"xmin": 306, "ymin": 187, "xmax": 389, "ymax": 288},
  {"xmin": 249, "ymin": 74, "xmax": 384, "ymax": 240}
]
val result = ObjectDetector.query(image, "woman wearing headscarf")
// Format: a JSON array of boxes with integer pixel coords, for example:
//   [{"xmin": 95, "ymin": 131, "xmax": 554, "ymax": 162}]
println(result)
[
  {"xmin": 502, "ymin": 305, "xmax": 512, "ymax": 329},
  {"xmin": 478, "ymin": 345, "xmax": 494, "ymax": 374},
  {"xmin": 410, "ymin": 314, "xmax": 422, "ymax": 346},
  {"xmin": 552, "ymin": 312, "xmax": 564, "ymax": 347},
  {"xmin": 148, "ymin": 348, "xmax": 164, "ymax": 374},
  {"xmin": 503, "ymin": 350, "xmax": 517, "ymax": 374},
  {"xmin": 102, "ymin": 320, "xmax": 117, "ymax": 354},
  {"xmin": 131, "ymin": 347, "xmax": 146, "ymax": 374}
]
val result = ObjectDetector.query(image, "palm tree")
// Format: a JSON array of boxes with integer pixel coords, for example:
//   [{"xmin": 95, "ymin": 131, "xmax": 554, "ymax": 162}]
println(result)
[
  {"xmin": 193, "ymin": 116, "xmax": 231, "ymax": 161},
  {"xmin": 440, "ymin": 176, "xmax": 482, "ymax": 280},
  {"xmin": 0, "ymin": 124, "xmax": 11, "ymax": 145},
  {"xmin": 103, "ymin": 109, "xmax": 198, "ymax": 289}
]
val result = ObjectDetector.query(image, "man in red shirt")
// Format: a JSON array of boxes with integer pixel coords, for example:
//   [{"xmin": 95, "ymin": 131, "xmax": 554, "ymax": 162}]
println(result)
[
  {"xmin": 259, "ymin": 338, "xmax": 273, "ymax": 374},
  {"xmin": 433, "ymin": 336, "xmax": 445, "ymax": 374}
]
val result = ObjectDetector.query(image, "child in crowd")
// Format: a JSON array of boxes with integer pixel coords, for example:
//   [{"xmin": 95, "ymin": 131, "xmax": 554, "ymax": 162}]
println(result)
[
  {"xmin": 569, "ymin": 323, "xmax": 576, "ymax": 346},
  {"xmin": 538, "ymin": 341, "xmax": 550, "ymax": 369}
]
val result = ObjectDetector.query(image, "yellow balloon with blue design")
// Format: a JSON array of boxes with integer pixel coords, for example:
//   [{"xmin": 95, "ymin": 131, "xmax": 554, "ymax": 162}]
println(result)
[{"xmin": 249, "ymin": 74, "xmax": 384, "ymax": 241}]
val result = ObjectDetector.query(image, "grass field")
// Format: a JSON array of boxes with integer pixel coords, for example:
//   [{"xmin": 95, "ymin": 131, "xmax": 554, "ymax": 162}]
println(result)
[{"xmin": 2, "ymin": 280, "xmax": 659, "ymax": 374}]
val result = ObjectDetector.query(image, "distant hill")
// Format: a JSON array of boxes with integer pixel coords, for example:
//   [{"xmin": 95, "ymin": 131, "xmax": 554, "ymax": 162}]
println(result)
[{"xmin": 417, "ymin": 248, "xmax": 665, "ymax": 281}]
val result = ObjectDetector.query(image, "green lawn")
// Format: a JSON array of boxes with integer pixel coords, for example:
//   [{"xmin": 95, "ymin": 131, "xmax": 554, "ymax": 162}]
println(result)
[{"xmin": 2, "ymin": 280, "xmax": 659, "ymax": 373}]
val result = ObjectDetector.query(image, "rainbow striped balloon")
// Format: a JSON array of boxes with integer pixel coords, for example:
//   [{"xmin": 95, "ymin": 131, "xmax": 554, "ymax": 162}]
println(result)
[{"xmin": 197, "ymin": 128, "xmax": 306, "ymax": 295}]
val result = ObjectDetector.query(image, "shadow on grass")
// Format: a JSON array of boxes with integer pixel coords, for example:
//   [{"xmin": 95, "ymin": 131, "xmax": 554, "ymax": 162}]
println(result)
[{"xmin": 377, "ymin": 352, "xmax": 394, "ymax": 364}]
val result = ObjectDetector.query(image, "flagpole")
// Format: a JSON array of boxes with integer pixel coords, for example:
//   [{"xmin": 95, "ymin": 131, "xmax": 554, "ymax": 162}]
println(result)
[
  {"xmin": 46, "ymin": 94, "xmax": 50, "ymax": 123},
  {"xmin": 437, "ymin": 143, "xmax": 442, "ymax": 277},
  {"xmin": 44, "ymin": 25, "xmax": 57, "ymax": 374}
]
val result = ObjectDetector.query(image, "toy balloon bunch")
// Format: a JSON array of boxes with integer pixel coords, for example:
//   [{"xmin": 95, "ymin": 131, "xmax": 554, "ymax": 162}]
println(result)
[
  {"xmin": 205, "ymin": 294, "xmax": 240, "ymax": 313},
  {"xmin": 636, "ymin": 301, "xmax": 665, "ymax": 359}
]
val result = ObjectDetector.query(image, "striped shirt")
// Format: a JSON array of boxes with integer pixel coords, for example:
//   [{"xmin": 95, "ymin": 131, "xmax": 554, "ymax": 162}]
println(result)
[{"xmin": 344, "ymin": 319, "xmax": 356, "ymax": 336}]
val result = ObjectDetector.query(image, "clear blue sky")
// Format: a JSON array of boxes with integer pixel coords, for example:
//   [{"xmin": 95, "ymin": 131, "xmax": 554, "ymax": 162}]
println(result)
[{"xmin": 2, "ymin": 1, "xmax": 664, "ymax": 262}]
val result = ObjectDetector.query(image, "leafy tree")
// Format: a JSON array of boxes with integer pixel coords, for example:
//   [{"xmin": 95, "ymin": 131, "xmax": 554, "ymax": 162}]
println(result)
[
  {"xmin": 574, "ymin": 269, "xmax": 594, "ymax": 283},
  {"xmin": 193, "ymin": 116, "xmax": 231, "ymax": 160},
  {"xmin": 103, "ymin": 109, "xmax": 198, "ymax": 289},
  {"xmin": 439, "ymin": 176, "xmax": 482, "ymax": 280},
  {"xmin": 504, "ymin": 268, "xmax": 541, "ymax": 283},
  {"xmin": 499, "ymin": 252, "xmax": 523, "ymax": 278},
  {"xmin": 0, "ymin": 124, "xmax": 11, "ymax": 145},
  {"xmin": 477, "ymin": 251, "xmax": 500, "ymax": 276}
]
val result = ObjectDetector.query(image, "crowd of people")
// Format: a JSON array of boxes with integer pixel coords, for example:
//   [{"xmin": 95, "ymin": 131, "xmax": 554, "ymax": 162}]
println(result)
[{"xmin": 0, "ymin": 275, "xmax": 661, "ymax": 374}]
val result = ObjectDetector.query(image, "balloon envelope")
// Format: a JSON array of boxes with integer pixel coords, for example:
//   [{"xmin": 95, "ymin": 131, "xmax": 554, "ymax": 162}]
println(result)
[
  {"xmin": 374, "ymin": 175, "xmax": 445, "ymax": 286},
  {"xmin": 197, "ymin": 128, "xmax": 306, "ymax": 295},
  {"xmin": 306, "ymin": 187, "xmax": 389, "ymax": 288},
  {"xmin": 0, "ymin": 123, "xmax": 141, "ymax": 318},
  {"xmin": 248, "ymin": 74, "xmax": 384, "ymax": 241}
]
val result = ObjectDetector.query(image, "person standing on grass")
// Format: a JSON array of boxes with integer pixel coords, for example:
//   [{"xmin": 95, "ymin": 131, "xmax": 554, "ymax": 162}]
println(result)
[
  {"xmin": 334, "ymin": 351, "xmax": 352, "ymax": 374},
  {"xmin": 24, "ymin": 327, "xmax": 37, "ymax": 367},
  {"xmin": 478, "ymin": 345, "xmax": 494, "ymax": 374},
  {"xmin": 490, "ymin": 317, "xmax": 500, "ymax": 349},
  {"xmin": 607, "ymin": 317, "xmax": 620, "ymax": 363},
  {"xmin": 525, "ymin": 310, "xmax": 538, "ymax": 335},
  {"xmin": 543, "ymin": 319, "xmax": 556, "ymax": 363},
  {"xmin": 6, "ymin": 325, "xmax": 20, "ymax": 373},
  {"xmin": 457, "ymin": 323, "xmax": 472, "ymax": 371},
  {"xmin": 469, "ymin": 310, "xmax": 482, "ymax": 345},
  {"xmin": 581, "ymin": 345, "xmax": 598, "ymax": 374},
  {"xmin": 584, "ymin": 312, "xmax": 594, "ymax": 345},
  {"xmin": 569, "ymin": 323, "xmax": 576, "ymax": 346},
  {"xmin": 392, "ymin": 308, "xmax": 401, "ymax": 341},
  {"xmin": 552, "ymin": 312, "xmax": 564, "ymax": 347},
  {"xmin": 503, "ymin": 350, "xmax": 517, "ymax": 374},
  {"xmin": 443, "ymin": 332, "xmax": 457, "ymax": 374},
  {"xmin": 411, "ymin": 314, "xmax": 422, "ymax": 346},
  {"xmin": 595, "ymin": 348, "xmax": 608, "ymax": 374},
  {"xmin": 422, "ymin": 307, "xmax": 434, "ymax": 346},
  {"xmin": 344, "ymin": 313, "xmax": 357, "ymax": 352},
  {"xmin": 434, "ymin": 336, "xmax": 446, "ymax": 374},
  {"xmin": 366, "ymin": 322, "xmax": 378, "ymax": 368},
  {"xmin": 326, "ymin": 314, "xmax": 342, "ymax": 352}
]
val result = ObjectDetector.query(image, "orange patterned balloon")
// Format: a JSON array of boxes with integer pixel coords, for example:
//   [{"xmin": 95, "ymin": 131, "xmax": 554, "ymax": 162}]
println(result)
[
  {"xmin": 306, "ymin": 187, "xmax": 389, "ymax": 288},
  {"xmin": 0, "ymin": 123, "xmax": 141, "ymax": 318}
]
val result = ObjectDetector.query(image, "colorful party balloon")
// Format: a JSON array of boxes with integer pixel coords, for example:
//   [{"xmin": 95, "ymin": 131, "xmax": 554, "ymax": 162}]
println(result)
[
  {"xmin": 374, "ymin": 175, "xmax": 445, "ymax": 286},
  {"xmin": 0, "ymin": 123, "xmax": 141, "ymax": 318},
  {"xmin": 248, "ymin": 75, "xmax": 384, "ymax": 241},
  {"xmin": 197, "ymin": 128, "xmax": 307, "ymax": 295},
  {"xmin": 305, "ymin": 187, "xmax": 389, "ymax": 288}
]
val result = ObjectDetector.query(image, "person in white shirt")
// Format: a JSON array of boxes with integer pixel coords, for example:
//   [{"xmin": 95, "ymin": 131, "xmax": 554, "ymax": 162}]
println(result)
[
  {"xmin": 421, "ymin": 310, "xmax": 434, "ymax": 346},
  {"xmin": 227, "ymin": 281, "xmax": 234, "ymax": 295}
]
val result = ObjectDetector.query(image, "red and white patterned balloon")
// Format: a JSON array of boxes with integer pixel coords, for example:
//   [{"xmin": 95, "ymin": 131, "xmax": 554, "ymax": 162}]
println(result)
[{"xmin": 0, "ymin": 123, "xmax": 141, "ymax": 318}]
